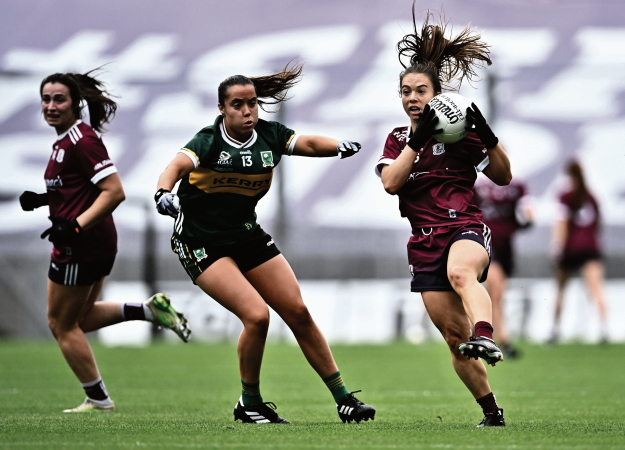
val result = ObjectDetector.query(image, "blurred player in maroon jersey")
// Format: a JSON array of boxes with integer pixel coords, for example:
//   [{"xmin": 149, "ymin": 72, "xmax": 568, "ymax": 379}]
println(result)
[
  {"xmin": 549, "ymin": 160, "xmax": 609, "ymax": 343},
  {"xmin": 376, "ymin": 6, "xmax": 512, "ymax": 427},
  {"xmin": 19, "ymin": 70, "xmax": 190, "ymax": 413},
  {"xmin": 473, "ymin": 176, "xmax": 534, "ymax": 357}
]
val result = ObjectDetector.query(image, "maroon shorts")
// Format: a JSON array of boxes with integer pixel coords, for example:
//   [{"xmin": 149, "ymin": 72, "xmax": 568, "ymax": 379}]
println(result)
[{"xmin": 408, "ymin": 223, "xmax": 491, "ymax": 292}]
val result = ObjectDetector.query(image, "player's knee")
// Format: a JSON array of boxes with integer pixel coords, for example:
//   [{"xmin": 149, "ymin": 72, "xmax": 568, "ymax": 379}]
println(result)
[
  {"xmin": 47, "ymin": 315, "xmax": 69, "ymax": 339},
  {"xmin": 440, "ymin": 327, "xmax": 465, "ymax": 353},
  {"xmin": 283, "ymin": 304, "xmax": 313, "ymax": 331},
  {"xmin": 447, "ymin": 265, "xmax": 472, "ymax": 290},
  {"xmin": 244, "ymin": 310, "xmax": 270, "ymax": 334}
]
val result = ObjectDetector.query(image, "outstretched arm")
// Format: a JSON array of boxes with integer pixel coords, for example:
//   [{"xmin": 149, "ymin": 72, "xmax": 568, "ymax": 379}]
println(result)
[{"xmin": 291, "ymin": 135, "xmax": 360, "ymax": 158}]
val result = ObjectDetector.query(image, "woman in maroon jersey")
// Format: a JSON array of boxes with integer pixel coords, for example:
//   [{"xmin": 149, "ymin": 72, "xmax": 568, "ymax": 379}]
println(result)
[
  {"xmin": 19, "ymin": 70, "xmax": 190, "ymax": 413},
  {"xmin": 376, "ymin": 7, "xmax": 512, "ymax": 427},
  {"xmin": 549, "ymin": 160, "xmax": 609, "ymax": 343}
]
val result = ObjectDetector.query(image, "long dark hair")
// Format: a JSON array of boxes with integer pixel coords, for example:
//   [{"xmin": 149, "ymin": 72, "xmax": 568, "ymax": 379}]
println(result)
[
  {"xmin": 40, "ymin": 68, "xmax": 117, "ymax": 132},
  {"xmin": 566, "ymin": 160, "xmax": 588, "ymax": 212},
  {"xmin": 217, "ymin": 62, "xmax": 304, "ymax": 112},
  {"xmin": 396, "ymin": 2, "xmax": 492, "ymax": 92}
]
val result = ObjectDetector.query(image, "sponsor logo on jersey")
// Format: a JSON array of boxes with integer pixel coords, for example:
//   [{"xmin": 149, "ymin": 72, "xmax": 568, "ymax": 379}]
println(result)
[
  {"xmin": 193, "ymin": 248, "xmax": 208, "ymax": 261},
  {"xmin": 393, "ymin": 130, "xmax": 408, "ymax": 142},
  {"xmin": 189, "ymin": 168, "xmax": 273, "ymax": 197},
  {"xmin": 432, "ymin": 143, "xmax": 445, "ymax": 155},
  {"xmin": 261, "ymin": 151, "xmax": 274, "ymax": 168},
  {"xmin": 240, "ymin": 150, "xmax": 252, "ymax": 155},
  {"xmin": 449, "ymin": 209, "xmax": 457, "ymax": 218},
  {"xmin": 94, "ymin": 159, "xmax": 113, "ymax": 171},
  {"xmin": 45, "ymin": 175, "xmax": 63, "ymax": 187},
  {"xmin": 217, "ymin": 151, "xmax": 233, "ymax": 165},
  {"xmin": 245, "ymin": 223, "xmax": 253, "ymax": 230},
  {"xmin": 267, "ymin": 238, "xmax": 274, "ymax": 246},
  {"xmin": 407, "ymin": 171, "xmax": 429, "ymax": 181}
]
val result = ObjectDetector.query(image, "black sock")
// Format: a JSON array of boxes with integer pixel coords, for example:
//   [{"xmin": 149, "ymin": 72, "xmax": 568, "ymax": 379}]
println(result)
[
  {"xmin": 82, "ymin": 378, "xmax": 109, "ymax": 401},
  {"xmin": 476, "ymin": 392, "xmax": 499, "ymax": 414},
  {"xmin": 123, "ymin": 303, "xmax": 146, "ymax": 321}
]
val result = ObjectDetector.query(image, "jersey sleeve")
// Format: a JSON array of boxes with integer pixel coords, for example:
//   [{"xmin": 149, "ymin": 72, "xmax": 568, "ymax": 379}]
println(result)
[
  {"xmin": 74, "ymin": 135, "xmax": 117, "ymax": 184},
  {"xmin": 463, "ymin": 133, "xmax": 490, "ymax": 172},
  {"xmin": 375, "ymin": 132, "xmax": 403, "ymax": 177},
  {"xmin": 273, "ymin": 122, "xmax": 297, "ymax": 155},
  {"xmin": 180, "ymin": 130, "xmax": 215, "ymax": 168}
]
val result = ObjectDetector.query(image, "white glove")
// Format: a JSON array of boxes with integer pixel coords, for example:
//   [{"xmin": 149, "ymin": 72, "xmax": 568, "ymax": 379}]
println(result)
[
  {"xmin": 337, "ymin": 140, "xmax": 361, "ymax": 159},
  {"xmin": 154, "ymin": 188, "xmax": 180, "ymax": 218}
]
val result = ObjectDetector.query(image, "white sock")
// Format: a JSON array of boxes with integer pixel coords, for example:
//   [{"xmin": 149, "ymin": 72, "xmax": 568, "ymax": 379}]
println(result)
[{"xmin": 143, "ymin": 304, "xmax": 154, "ymax": 322}]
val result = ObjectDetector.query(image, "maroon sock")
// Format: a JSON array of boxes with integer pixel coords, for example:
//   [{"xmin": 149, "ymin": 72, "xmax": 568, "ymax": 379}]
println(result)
[
  {"xmin": 476, "ymin": 392, "xmax": 499, "ymax": 414},
  {"xmin": 474, "ymin": 321, "xmax": 494, "ymax": 340}
]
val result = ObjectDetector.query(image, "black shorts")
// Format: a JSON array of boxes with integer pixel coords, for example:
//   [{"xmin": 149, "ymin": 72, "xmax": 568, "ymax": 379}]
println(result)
[
  {"xmin": 491, "ymin": 239, "xmax": 514, "ymax": 277},
  {"xmin": 171, "ymin": 226, "xmax": 281, "ymax": 283},
  {"xmin": 409, "ymin": 223, "xmax": 491, "ymax": 292},
  {"xmin": 48, "ymin": 258, "xmax": 115, "ymax": 286},
  {"xmin": 558, "ymin": 250, "xmax": 602, "ymax": 271}
]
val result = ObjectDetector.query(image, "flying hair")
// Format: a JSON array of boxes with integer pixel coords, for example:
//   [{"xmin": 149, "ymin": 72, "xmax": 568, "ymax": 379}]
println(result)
[
  {"xmin": 218, "ymin": 61, "xmax": 304, "ymax": 112},
  {"xmin": 396, "ymin": 1, "xmax": 492, "ymax": 91}
]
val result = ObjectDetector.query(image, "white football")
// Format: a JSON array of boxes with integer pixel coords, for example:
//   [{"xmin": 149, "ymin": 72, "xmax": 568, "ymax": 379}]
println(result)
[{"xmin": 427, "ymin": 92, "xmax": 472, "ymax": 144}]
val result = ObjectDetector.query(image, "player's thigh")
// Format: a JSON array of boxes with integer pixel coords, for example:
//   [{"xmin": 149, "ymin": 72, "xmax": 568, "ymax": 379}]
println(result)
[
  {"xmin": 243, "ymin": 255, "xmax": 306, "ymax": 317},
  {"xmin": 195, "ymin": 257, "xmax": 269, "ymax": 322},
  {"xmin": 581, "ymin": 259, "xmax": 605, "ymax": 293},
  {"xmin": 447, "ymin": 239, "xmax": 490, "ymax": 280},
  {"xmin": 47, "ymin": 279, "xmax": 94, "ymax": 329},
  {"xmin": 422, "ymin": 290, "xmax": 472, "ymax": 342}
]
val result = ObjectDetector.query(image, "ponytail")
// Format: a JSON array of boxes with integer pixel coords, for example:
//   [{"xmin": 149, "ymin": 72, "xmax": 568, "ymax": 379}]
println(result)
[
  {"xmin": 397, "ymin": 2, "xmax": 492, "ymax": 91},
  {"xmin": 217, "ymin": 62, "xmax": 304, "ymax": 112}
]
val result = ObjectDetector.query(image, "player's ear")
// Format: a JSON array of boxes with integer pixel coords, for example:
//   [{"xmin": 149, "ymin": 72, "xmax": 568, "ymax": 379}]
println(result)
[{"xmin": 218, "ymin": 103, "xmax": 225, "ymax": 116}]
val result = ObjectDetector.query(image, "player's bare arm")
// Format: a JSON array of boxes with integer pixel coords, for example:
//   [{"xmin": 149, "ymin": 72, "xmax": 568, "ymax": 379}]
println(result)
[
  {"xmin": 76, "ymin": 173, "xmax": 125, "ymax": 230},
  {"xmin": 482, "ymin": 144, "xmax": 512, "ymax": 186},
  {"xmin": 157, "ymin": 152, "xmax": 196, "ymax": 191},
  {"xmin": 291, "ymin": 135, "xmax": 340, "ymax": 157},
  {"xmin": 380, "ymin": 146, "xmax": 418, "ymax": 195}
]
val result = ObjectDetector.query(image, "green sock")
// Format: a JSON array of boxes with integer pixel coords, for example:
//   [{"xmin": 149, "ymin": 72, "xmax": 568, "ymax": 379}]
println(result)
[
  {"xmin": 323, "ymin": 371, "xmax": 350, "ymax": 402},
  {"xmin": 241, "ymin": 380, "xmax": 263, "ymax": 406}
]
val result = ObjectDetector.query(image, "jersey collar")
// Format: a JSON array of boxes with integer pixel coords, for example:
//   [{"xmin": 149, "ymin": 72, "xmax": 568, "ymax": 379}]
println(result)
[
  {"xmin": 56, "ymin": 120, "xmax": 82, "ymax": 140},
  {"xmin": 219, "ymin": 119, "xmax": 257, "ymax": 148}
]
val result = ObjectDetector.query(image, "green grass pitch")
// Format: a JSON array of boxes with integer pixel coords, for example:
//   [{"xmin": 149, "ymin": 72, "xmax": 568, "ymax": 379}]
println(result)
[{"xmin": 1, "ymin": 340, "xmax": 624, "ymax": 449}]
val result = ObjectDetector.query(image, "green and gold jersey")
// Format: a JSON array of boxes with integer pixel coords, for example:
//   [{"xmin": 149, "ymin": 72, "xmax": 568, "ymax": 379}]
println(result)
[{"xmin": 173, "ymin": 115, "xmax": 297, "ymax": 247}]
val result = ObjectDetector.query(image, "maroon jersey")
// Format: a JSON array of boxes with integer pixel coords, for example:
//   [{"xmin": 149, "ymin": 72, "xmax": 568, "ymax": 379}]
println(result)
[
  {"xmin": 376, "ymin": 127, "xmax": 489, "ymax": 230},
  {"xmin": 472, "ymin": 177, "xmax": 529, "ymax": 244},
  {"xmin": 559, "ymin": 190, "xmax": 601, "ymax": 256},
  {"xmin": 44, "ymin": 121, "xmax": 118, "ymax": 263}
]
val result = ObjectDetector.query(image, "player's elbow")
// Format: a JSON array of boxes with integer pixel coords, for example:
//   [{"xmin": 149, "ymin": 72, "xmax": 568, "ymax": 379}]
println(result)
[{"xmin": 382, "ymin": 178, "xmax": 401, "ymax": 195}]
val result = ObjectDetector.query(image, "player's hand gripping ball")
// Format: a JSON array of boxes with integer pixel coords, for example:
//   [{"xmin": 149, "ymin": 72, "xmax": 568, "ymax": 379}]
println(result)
[
  {"xmin": 336, "ymin": 141, "xmax": 361, "ymax": 159},
  {"xmin": 427, "ymin": 93, "xmax": 472, "ymax": 144},
  {"xmin": 154, "ymin": 188, "xmax": 180, "ymax": 218}
]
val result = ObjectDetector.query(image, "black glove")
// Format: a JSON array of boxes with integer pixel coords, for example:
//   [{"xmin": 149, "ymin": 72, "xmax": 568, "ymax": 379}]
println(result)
[
  {"xmin": 336, "ymin": 141, "xmax": 361, "ymax": 159},
  {"xmin": 19, "ymin": 191, "xmax": 49, "ymax": 211},
  {"xmin": 154, "ymin": 188, "xmax": 180, "ymax": 218},
  {"xmin": 405, "ymin": 104, "xmax": 443, "ymax": 152},
  {"xmin": 40, "ymin": 217, "xmax": 82, "ymax": 246},
  {"xmin": 465, "ymin": 102, "xmax": 499, "ymax": 149}
]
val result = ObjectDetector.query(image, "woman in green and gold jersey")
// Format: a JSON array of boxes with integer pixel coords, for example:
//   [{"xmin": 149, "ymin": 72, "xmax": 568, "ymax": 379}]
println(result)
[{"xmin": 154, "ymin": 63, "xmax": 375, "ymax": 424}]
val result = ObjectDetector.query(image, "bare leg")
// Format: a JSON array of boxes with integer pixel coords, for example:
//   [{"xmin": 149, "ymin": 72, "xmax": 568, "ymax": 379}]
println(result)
[
  {"xmin": 245, "ymin": 255, "xmax": 339, "ymax": 379},
  {"xmin": 47, "ymin": 278, "xmax": 106, "ymax": 383},
  {"xmin": 79, "ymin": 302, "xmax": 125, "ymax": 333},
  {"xmin": 447, "ymin": 240, "xmax": 492, "ymax": 325},
  {"xmin": 552, "ymin": 267, "xmax": 570, "ymax": 341},
  {"xmin": 422, "ymin": 291, "xmax": 492, "ymax": 399},
  {"xmin": 581, "ymin": 260, "xmax": 609, "ymax": 337},
  {"xmin": 195, "ymin": 258, "xmax": 270, "ymax": 383},
  {"xmin": 485, "ymin": 262, "xmax": 509, "ymax": 344}
]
